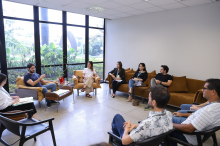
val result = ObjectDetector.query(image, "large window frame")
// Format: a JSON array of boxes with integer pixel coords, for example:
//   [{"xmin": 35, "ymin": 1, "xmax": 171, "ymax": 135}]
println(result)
[{"xmin": 0, "ymin": 0, "xmax": 105, "ymax": 92}]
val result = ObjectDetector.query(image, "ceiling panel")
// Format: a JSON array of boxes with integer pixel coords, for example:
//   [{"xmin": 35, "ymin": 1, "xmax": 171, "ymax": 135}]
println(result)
[
  {"xmin": 129, "ymin": 2, "xmax": 156, "ymax": 9},
  {"xmin": 103, "ymin": 9, "xmax": 123, "ymax": 15},
  {"xmin": 144, "ymin": 7, "xmax": 164, "ymax": 12},
  {"xmin": 10, "ymin": 0, "xmax": 39, "ymax": 5},
  {"xmin": 78, "ymin": 0, "xmax": 109, "ymax": 5},
  {"xmin": 97, "ymin": 1, "xmax": 124, "ymax": 9},
  {"xmin": 127, "ymin": 10, "xmax": 148, "ymax": 15},
  {"xmin": 112, "ymin": 0, "xmax": 143, "ymax": 5},
  {"xmin": 179, "ymin": 0, "xmax": 212, "ymax": 6},
  {"xmin": 113, "ymin": 6, "xmax": 138, "ymax": 12},
  {"xmin": 160, "ymin": 3, "xmax": 186, "ymax": 10},
  {"xmin": 66, "ymin": 1, "xmax": 93, "ymax": 8},
  {"xmin": 147, "ymin": 0, "xmax": 177, "ymax": 6}
]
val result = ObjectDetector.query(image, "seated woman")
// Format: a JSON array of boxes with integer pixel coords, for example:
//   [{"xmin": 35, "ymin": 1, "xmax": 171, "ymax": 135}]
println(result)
[
  {"xmin": 81, "ymin": 61, "xmax": 97, "ymax": 98},
  {"xmin": 0, "ymin": 73, "xmax": 38, "ymax": 120},
  {"xmin": 109, "ymin": 61, "xmax": 126, "ymax": 98},
  {"xmin": 127, "ymin": 63, "xmax": 148, "ymax": 102}
]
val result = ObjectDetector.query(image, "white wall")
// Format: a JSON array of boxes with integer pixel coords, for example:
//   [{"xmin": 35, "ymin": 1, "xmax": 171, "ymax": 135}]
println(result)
[{"xmin": 105, "ymin": 2, "xmax": 220, "ymax": 81}]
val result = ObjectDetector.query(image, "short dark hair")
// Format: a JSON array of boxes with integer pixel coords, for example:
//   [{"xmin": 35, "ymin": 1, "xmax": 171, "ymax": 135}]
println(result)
[
  {"xmin": 0, "ymin": 73, "xmax": 7, "ymax": 85},
  {"xmin": 149, "ymin": 85, "xmax": 170, "ymax": 108},
  {"xmin": 206, "ymin": 79, "xmax": 220, "ymax": 98},
  {"xmin": 161, "ymin": 65, "xmax": 169, "ymax": 73},
  {"xmin": 27, "ymin": 63, "xmax": 35, "ymax": 69},
  {"xmin": 137, "ymin": 63, "xmax": 147, "ymax": 72},
  {"xmin": 117, "ymin": 61, "xmax": 122, "ymax": 70}
]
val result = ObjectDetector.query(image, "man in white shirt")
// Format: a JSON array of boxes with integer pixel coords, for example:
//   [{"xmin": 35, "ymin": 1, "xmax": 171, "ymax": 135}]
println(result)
[
  {"xmin": 169, "ymin": 79, "xmax": 220, "ymax": 146},
  {"xmin": 111, "ymin": 85, "xmax": 173, "ymax": 146}
]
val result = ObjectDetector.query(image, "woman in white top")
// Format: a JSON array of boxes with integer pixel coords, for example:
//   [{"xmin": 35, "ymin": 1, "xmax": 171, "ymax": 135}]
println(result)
[
  {"xmin": 81, "ymin": 61, "xmax": 97, "ymax": 98},
  {"xmin": 0, "ymin": 73, "xmax": 38, "ymax": 119}
]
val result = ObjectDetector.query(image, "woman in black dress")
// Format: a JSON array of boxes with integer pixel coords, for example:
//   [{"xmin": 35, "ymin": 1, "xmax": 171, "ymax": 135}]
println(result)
[
  {"xmin": 0, "ymin": 73, "xmax": 38, "ymax": 119},
  {"xmin": 109, "ymin": 61, "xmax": 126, "ymax": 98}
]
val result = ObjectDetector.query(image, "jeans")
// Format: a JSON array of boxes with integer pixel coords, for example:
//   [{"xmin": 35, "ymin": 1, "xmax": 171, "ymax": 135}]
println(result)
[
  {"xmin": 112, "ymin": 114, "xmax": 129, "ymax": 146},
  {"xmin": 168, "ymin": 131, "xmax": 188, "ymax": 146},
  {"xmin": 178, "ymin": 104, "xmax": 196, "ymax": 113},
  {"xmin": 128, "ymin": 79, "xmax": 135, "ymax": 92},
  {"xmin": 172, "ymin": 115, "xmax": 187, "ymax": 124},
  {"xmin": 42, "ymin": 83, "xmax": 57, "ymax": 104}
]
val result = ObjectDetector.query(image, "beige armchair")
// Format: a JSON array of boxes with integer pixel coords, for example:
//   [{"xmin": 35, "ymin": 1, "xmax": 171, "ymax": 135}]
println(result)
[
  {"xmin": 72, "ymin": 70, "xmax": 101, "ymax": 96},
  {"xmin": 16, "ymin": 76, "xmax": 59, "ymax": 107}
]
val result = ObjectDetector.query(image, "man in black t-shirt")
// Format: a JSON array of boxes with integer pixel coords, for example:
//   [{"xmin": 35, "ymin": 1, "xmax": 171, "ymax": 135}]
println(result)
[
  {"xmin": 144, "ymin": 65, "xmax": 173, "ymax": 110},
  {"xmin": 24, "ymin": 63, "xmax": 58, "ymax": 108}
]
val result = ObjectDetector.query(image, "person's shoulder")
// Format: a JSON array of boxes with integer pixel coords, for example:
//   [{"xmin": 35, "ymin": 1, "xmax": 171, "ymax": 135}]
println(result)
[
  {"xmin": 167, "ymin": 74, "xmax": 172, "ymax": 77},
  {"xmin": 24, "ymin": 73, "xmax": 31, "ymax": 78},
  {"xmin": 206, "ymin": 103, "xmax": 220, "ymax": 111},
  {"xmin": 156, "ymin": 73, "xmax": 162, "ymax": 76}
]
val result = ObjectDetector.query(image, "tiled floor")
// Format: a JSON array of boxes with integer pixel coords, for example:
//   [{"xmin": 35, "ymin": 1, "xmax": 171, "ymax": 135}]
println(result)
[{"xmin": 1, "ymin": 83, "xmax": 220, "ymax": 146}]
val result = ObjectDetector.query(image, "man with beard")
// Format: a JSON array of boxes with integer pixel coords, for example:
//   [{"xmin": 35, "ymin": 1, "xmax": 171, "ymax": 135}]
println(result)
[
  {"xmin": 111, "ymin": 85, "xmax": 173, "ymax": 146},
  {"xmin": 24, "ymin": 63, "xmax": 57, "ymax": 108}
]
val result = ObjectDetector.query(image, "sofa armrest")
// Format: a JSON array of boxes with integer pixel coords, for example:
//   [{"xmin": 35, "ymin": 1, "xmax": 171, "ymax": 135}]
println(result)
[
  {"xmin": 72, "ymin": 75, "xmax": 78, "ymax": 85},
  {"xmin": 15, "ymin": 88, "xmax": 38, "ymax": 100},
  {"xmin": 95, "ymin": 76, "xmax": 101, "ymax": 85},
  {"xmin": 193, "ymin": 89, "xmax": 207, "ymax": 103},
  {"xmin": 17, "ymin": 85, "xmax": 43, "ymax": 92}
]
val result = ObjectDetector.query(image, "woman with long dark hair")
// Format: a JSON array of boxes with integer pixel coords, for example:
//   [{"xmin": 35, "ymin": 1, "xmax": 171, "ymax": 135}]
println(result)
[
  {"xmin": 127, "ymin": 63, "xmax": 148, "ymax": 102},
  {"xmin": 0, "ymin": 73, "xmax": 38, "ymax": 119},
  {"xmin": 81, "ymin": 61, "xmax": 97, "ymax": 98},
  {"xmin": 109, "ymin": 61, "xmax": 126, "ymax": 98}
]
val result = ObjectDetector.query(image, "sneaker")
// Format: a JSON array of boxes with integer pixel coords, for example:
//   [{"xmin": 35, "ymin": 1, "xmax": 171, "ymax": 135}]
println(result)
[
  {"xmin": 47, "ymin": 103, "xmax": 51, "ymax": 109},
  {"xmin": 144, "ymin": 105, "xmax": 150, "ymax": 110}
]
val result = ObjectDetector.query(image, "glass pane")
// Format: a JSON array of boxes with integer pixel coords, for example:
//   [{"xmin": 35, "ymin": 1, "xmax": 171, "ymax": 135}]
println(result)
[
  {"xmin": 67, "ymin": 64, "xmax": 85, "ymax": 81},
  {"xmin": 8, "ymin": 69, "xmax": 27, "ymax": 93},
  {"xmin": 4, "ymin": 19, "xmax": 35, "ymax": 68},
  {"xmin": 67, "ymin": 12, "xmax": 85, "ymax": 26},
  {"xmin": 2, "ymin": 1, "xmax": 33, "ymax": 19},
  {"xmin": 40, "ymin": 23, "xmax": 63, "ymax": 65},
  {"xmin": 89, "ymin": 16, "xmax": 104, "ymax": 28},
  {"xmin": 67, "ymin": 26, "xmax": 85, "ymax": 64},
  {"xmin": 89, "ymin": 29, "xmax": 104, "ymax": 62},
  {"xmin": 94, "ymin": 63, "xmax": 103, "ymax": 79},
  {"xmin": 39, "ymin": 7, "xmax": 62, "ymax": 23},
  {"xmin": 41, "ymin": 66, "xmax": 63, "ymax": 81}
]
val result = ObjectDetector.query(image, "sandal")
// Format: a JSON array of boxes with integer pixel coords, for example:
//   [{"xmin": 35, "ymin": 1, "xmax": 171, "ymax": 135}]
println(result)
[
  {"xmin": 81, "ymin": 88, "xmax": 85, "ymax": 92},
  {"xmin": 86, "ymin": 94, "xmax": 92, "ymax": 98}
]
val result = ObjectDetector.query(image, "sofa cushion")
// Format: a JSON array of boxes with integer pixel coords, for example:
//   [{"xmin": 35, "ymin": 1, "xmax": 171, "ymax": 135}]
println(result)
[
  {"xmin": 125, "ymin": 68, "xmax": 130, "ymax": 71},
  {"xmin": 168, "ymin": 76, "xmax": 189, "ymax": 93},
  {"xmin": 16, "ymin": 76, "xmax": 26, "ymax": 86},
  {"xmin": 169, "ymin": 93, "xmax": 195, "ymax": 107},
  {"xmin": 125, "ymin": 73, "xmax": 135, "ymax": 83}
]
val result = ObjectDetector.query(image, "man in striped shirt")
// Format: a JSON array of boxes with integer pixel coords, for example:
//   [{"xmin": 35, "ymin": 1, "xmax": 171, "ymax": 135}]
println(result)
[{"xmin": 168, "ymin": 79, "xmax": 220, "ymax": 146}]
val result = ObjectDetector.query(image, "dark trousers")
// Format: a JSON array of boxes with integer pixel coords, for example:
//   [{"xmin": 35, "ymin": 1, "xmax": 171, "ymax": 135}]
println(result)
[
  {"xmin": 112, "ymin": 80, "xmax": 125, "ymax": 94},
  {"xmin": 0, "ymin": 103, "xmax": 37, "ymax": 116}
]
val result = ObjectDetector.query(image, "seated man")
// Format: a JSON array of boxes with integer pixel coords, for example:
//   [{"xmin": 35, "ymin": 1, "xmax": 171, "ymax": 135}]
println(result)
[
  {"xmin": 24, "ymin": 63, "xmax": 57, "ymax": 108},
  {"xmin": 145, "ymin": 65, "xmax": 173, "ymax": 109},
  {"xmin": 169, "ymin": 79, "xmax": 220, "ymax": 146},
  {"xmin": 112, "ymin": 85, "xmax": 173, "ymax": 146}
]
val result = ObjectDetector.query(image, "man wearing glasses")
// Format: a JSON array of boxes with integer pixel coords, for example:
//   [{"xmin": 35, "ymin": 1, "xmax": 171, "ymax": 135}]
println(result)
[{"xmin": 169, "ymin": 79, "xmax": 220, "ymax": 146}]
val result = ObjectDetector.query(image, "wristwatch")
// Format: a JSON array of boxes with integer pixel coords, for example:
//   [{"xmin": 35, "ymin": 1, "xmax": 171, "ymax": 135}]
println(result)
[{"xmin": 160, "ymin": 81, "xmax": 162, "ymax": 85}]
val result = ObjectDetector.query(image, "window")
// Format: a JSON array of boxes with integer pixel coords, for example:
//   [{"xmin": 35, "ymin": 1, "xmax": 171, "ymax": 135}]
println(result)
[
  {"xmin": 89, "ymin": 16, "xmax": 104, "ymax": 28},
  {"xmin": 39, "ymin": 7, "xmax": 62, "ymax": 23},
  {"xmin": 67, "ymin": 64, "xmax": 85, "ymax": 81},
  {"xmin": 7, "ymin": 69, "xmax": 27, "ymax": 93},
  {"xmin": 67, "ymin": 26, "xmax": 85, "ymax": 64},
  {"xmin": 89, "ymin": 29, "xmax": 104, "ymax": 62},
  {"xmin": 41, "ymin": 66, "xmax": 63, "ymax": 81},
  {"xmin": 2, "ymin": 1, "xmax": 33, "ymax": 19},
  {"xmin": 40, "ymin": 23, "xmax": 63, "ymax": 65},
  {"xmin": 93, "ymin": 63, "xmax": 103, "ymax": 79},
  {"xmin": 67, "ymin": 12, "xmax": 85, "ymax": 26},
  {"xmin": 4, "ymin": 19, "xmax": 35, "ymax": 68}
]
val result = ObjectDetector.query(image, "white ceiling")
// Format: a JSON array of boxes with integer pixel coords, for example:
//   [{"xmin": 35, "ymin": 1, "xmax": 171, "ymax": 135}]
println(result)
[{"xmin": 7, "ymin": 0, "xmax": 219, "ymax": 19}]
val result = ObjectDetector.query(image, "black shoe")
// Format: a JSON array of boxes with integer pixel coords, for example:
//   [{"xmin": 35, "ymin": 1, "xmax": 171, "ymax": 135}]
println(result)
[
  {"xmin": 111, "ymin": 95, "xmax": 115, "ymax": 98},
  {"xmin": 144, "ymin": 105, "xmax": 150, "ymax": 110},
  {"xmin": 50, "ymin": 100, "xmax": 57, "ymax": 103},
  {"xmin": 47, "ymin": 103, "xmax": 51, "ymax": 109}
]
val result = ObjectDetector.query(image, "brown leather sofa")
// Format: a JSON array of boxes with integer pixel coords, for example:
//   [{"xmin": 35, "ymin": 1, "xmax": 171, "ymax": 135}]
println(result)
[{"xmin": 106, "ymin": 68, "xmax": 206, "ymax": 107}]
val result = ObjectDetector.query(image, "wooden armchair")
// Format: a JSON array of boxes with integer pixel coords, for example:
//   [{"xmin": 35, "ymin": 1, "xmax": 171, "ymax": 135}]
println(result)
[
  {"xmin": 15, "ymin": 76, "xmax": 59, "ymax": 107},
  {"xmin": 72, "ymin": 70, "xmax": 101, "ymax": 96}
]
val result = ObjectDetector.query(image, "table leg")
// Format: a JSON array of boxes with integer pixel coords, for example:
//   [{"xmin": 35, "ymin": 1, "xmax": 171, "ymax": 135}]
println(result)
[{"xmin": 72, "ymin": 90, "xmax": 75, "ymax": 104}]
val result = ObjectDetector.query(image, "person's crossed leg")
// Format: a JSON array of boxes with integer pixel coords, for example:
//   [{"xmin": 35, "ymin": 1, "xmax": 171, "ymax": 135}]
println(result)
[{"xmin": 42, "ymin": 83, "xmax": 57, "ymax": 107}]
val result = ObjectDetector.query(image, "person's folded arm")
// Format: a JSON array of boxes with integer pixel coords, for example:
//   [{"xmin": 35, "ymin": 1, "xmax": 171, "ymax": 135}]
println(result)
[
  {"xmin": 122, "ymin": 129, "xmax": 134, "ymax": 145},
  {"xmin": 161, "ymin": 80, "xmax": 172, "ymax": 86},
  {"xmin": 173, "ymin": 123, "xmax": 196, "ymax": 133}
]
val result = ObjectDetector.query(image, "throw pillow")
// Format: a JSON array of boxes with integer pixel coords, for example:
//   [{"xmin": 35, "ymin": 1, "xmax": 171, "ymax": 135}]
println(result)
[
  {"xmin": 125, "ymin": 73, "xmax": 135, "ymax": 83},
  {"xmin": 168, "ymin": 76, "xmax": 189, "ymax": 93},
  {"xmin": 76, "ymin": 75, "xmax": 83, "ymax": 83}
]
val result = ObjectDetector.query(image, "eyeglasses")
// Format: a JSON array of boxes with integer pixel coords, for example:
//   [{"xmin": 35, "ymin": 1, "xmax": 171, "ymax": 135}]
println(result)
[{"xmin": 203, "ymin": 87, "xmax": 209, "ymax": 90}]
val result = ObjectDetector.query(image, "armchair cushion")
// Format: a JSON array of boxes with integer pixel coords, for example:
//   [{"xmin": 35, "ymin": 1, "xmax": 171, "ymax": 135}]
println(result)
[
  {"xmin": 76, "ymin": 75, "xmax": 83, "ymax": 83},
  {"xmin": 168, "ymin": 76, "xmax": 189, "ymax": 93},
  {"xmin": 16, "ymin": 76, "xmax": 26, "ymax": 86}
]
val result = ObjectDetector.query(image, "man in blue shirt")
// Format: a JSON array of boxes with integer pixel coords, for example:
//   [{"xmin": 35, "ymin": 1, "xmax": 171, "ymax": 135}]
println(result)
[{"xmin": 24, "ymin": 63, "xmax": 57, "ymax": 108}]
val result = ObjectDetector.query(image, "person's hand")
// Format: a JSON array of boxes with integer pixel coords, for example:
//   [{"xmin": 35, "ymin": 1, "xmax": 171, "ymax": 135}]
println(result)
[
  {"xmin": 112, "ymin": 75, "xmax": 116, "ymax": 79},
  {"xmin": 123, "ymin": 120, "xmax": 136, "ymax": 132},
  {"xmin": 93, "ymin": 76, "xmax": 96, "ymax": 79},
  {"xmin": 133, "ymin": 78, "xmax": 137, "ymax": 80},
  {"xmin": 13, "ymin": 98, "xmax": 19, "ymax": 103},
  {"xmin": 156, "ymin": 80, "xmax": 161, "ymax": 84},
  {"xmin": 173, "ymin": 112, "xmax": 183, "ymax": 117},
  {"xmin": 40, "ymin": 74, "xmax": 46, "ymax": 79},
  {"xmin": 190, "ymin": 105, "xmax": 199, "ymax": 110}
]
